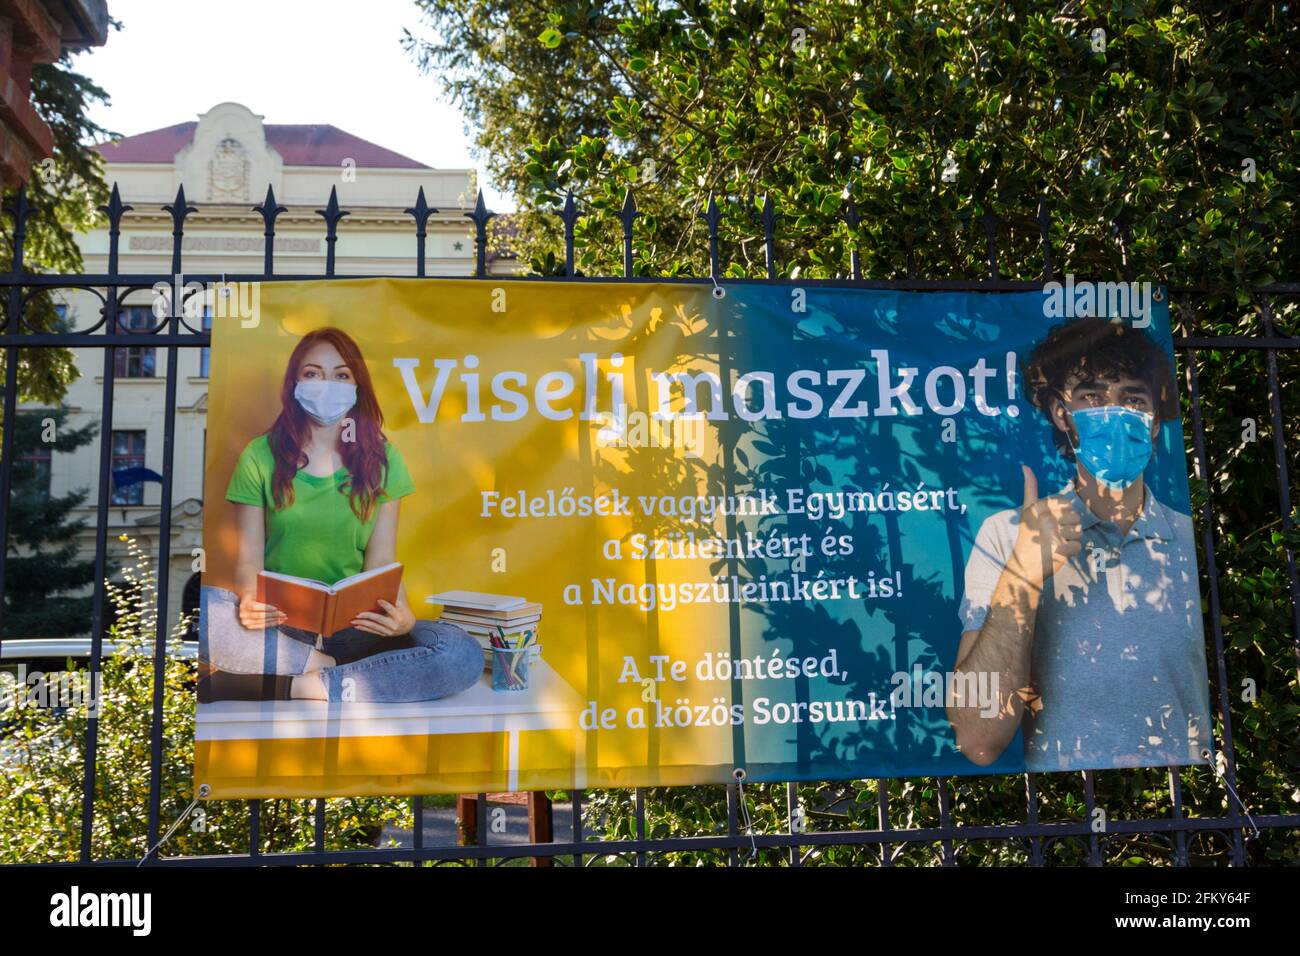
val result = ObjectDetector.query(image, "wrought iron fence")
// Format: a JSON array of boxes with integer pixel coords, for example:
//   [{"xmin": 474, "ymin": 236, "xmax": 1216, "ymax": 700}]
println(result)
[{"xmin": 0, "ymin": 180, "xmax": 1298, "ymax": 866}]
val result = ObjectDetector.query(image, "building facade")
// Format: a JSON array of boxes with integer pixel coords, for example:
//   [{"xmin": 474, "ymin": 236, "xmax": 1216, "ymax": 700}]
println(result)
[
  {"xmin": 20, "ymin": 101, "xmax": 515, "ymax": 637},
  {"xmin": 0, "ymin": 0, "xmax": 109, "ymax": 186}
]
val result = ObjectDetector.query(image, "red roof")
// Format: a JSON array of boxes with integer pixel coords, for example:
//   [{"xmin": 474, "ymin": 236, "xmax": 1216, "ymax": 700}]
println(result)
[{"xmin": 94, "ymin": 122, "xmax": 428, "ymax": 169}]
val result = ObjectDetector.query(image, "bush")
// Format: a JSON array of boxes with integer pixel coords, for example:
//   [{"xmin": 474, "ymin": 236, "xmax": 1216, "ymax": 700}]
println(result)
[{"xmin": 0, "ymin": 535, "xmax": 411, "ymax": 863}]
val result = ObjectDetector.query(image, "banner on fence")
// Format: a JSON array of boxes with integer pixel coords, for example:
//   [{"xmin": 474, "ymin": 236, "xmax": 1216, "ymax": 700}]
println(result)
[{"xmin": 195, "ymin": 278, "xmax": 1214, "ymax": 798}]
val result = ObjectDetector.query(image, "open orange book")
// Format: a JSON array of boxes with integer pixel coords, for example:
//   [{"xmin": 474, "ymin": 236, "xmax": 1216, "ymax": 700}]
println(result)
[{"xmin": 257, "ymin": 563, "xmax": 403, "ymax": 637}]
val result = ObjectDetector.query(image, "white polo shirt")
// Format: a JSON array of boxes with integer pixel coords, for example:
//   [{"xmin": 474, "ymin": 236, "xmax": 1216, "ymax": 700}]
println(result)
[{"xmin": 958, "ymin": 479, "xmax": 1215, "ymax": 771}]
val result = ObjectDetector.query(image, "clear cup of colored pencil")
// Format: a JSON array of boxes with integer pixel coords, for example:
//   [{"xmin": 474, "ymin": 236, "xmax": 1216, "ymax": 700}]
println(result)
[{"xmin": 490, "ymin": 628, "xmax": 534, "ymax": 692}]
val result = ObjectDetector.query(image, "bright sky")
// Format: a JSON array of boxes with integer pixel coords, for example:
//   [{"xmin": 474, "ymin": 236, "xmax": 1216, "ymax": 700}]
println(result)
[{"xmin": 69, "ymin": 0, "xmax": 516, "ymax": 210}]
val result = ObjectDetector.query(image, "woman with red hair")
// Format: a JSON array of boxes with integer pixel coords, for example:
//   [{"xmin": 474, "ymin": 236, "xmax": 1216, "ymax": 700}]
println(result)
[{"xmin": 198, "ymin": 326, "xmax": 482, "ymax": 703}]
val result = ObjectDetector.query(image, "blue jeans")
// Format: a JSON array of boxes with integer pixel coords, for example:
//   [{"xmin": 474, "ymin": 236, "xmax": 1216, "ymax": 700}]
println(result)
[{"xmin": 199, "ymin": 585, "xmax": 483, "ymax": 703}]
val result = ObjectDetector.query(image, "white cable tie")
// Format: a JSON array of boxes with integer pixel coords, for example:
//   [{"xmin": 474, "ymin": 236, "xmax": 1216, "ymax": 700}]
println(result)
[
  {"xmin": 733, "ymin": 768, "xmax": 757, "ymax": 861},
  {"xmin": 1206, "ymin": 749, "xmax": 1260, "ymax": 840},
  {"xmin": 138, "ymin": 785, "xmax": 209, "ymax": 866}
]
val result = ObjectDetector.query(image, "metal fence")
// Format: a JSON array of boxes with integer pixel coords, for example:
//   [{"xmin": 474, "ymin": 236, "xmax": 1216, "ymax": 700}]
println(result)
[{"xmin": 1, "ymin": 180, "xmax": 1297, "ymax": 866}]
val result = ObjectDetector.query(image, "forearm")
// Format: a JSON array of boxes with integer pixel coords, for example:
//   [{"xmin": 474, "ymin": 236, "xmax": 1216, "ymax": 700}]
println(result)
[
  {"xmin": 947, "ymin": 559, "xmax": 1043, "ymax": 764},
  {"xmin": 232, "ymin": 541, "xmax": 263, "ymax": 598},
  {"xmin": 362, "ymin": 500, "xmax": 411, "ymax": 625},
  {"xmin": 233, "ymin": 558, "xmax": 259, "ymax": 598},
  {"xmin": 231, "ymin": 503, "xmax": 266, "ymax": 598}
]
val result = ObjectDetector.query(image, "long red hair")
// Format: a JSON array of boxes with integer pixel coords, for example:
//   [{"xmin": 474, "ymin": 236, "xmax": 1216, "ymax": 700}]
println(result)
[{"xmin": 266, "ymin": 327, "xmax": 390, "ymax": 523}]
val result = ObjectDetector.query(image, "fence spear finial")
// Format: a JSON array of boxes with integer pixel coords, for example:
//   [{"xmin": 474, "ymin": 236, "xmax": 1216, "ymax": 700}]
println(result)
[
  {"xmin": 405, "ymin": 186, "xmax": 439, "ymax": 277},
  {"xmin": 761, "ymin": 193, "xmax": 778, "ymax": 279},
  {"xmin": 618, "ymin": 187, "xmax": 640, "ymax": 277},
  {"xmin": 464, "ymin": 188, "xmax": 495, "ymax": 277},
  {"xmin": 162, "ymin": 184, "xmax": 198, "ymax": 276},
  {"xmin": 698, "ymin": 192, "xmax": 722, "ymax": 278},
  {"xmin": 560, "ymin": 191, "xmax": 579, "ymax": 276},
  {"xmin": 315, "ymin": 186, "xmax": 351, "ymax": 276},
  {"xmin": 252, "ymin": 184, "xmax": 285, "ymax": 275}
]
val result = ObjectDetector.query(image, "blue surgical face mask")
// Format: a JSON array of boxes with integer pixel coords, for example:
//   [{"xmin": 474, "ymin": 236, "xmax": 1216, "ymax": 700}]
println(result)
[
  {"xmin": 294, "ymin": 379, "xmax": 357, "ymax": 425},
  {"xmin": 1066, "ymin": 404, "xmax": 1154, "ymax": 490}
]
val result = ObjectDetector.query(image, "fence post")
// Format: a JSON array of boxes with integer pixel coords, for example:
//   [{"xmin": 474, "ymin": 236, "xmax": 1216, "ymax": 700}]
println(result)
[
  {"xmin": 405, "ymin": 186, "xmax": 436, "ymax": 278},
  {"xmin": 143, "ymin": 184, "xmax": 193, "ymax": 860},
  {"xmin": 466, "ymin": 189, "xmax": 493, "ymax": 279},
  {"xmin": 0, "ymin": 186, "xmax": 32, "ymax": 670}
]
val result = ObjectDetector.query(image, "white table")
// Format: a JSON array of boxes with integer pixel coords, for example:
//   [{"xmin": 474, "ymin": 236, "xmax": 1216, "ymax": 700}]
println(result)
[{"xmin": 196, "ymin": 660, "xmax": 585, "ymax": 790}]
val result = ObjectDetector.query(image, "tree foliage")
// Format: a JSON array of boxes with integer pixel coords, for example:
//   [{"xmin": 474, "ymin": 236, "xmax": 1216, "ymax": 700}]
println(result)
[
  {"xmin": 0, "ymin": 46, "xmax": 118, "ymax": 412},
  {"xmin": 2, "ymin": 408, "xmax": 102, "ymax": 638},
  {"xmin": 409, "ymin": 1, "xmax": 1295, "ymax": 285},
  {"xmin": 408, "ymin": 0, "xmax": 1300, "ymax": 865},
  {"xmin": 0, "ymin": 536, "xmax": 410, "ymax": 862}
]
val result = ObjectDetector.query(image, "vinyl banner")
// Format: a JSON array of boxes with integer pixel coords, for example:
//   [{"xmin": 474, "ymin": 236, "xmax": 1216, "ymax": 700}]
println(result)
[{"xmin": 196, "ymin": 278, "xmax": 1215, "ymax": 798}]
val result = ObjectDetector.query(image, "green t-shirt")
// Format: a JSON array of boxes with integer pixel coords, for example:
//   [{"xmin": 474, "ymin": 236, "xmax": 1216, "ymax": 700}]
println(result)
[{"xmin": 225, "ymin": 433, "xmax": 415, "ymax": 584}]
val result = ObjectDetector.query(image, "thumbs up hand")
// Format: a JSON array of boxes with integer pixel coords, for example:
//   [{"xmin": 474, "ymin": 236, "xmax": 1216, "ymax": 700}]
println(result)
[{"xmin": 1009, "ymin": 465, "xmax": 1083, "ymax": 588}]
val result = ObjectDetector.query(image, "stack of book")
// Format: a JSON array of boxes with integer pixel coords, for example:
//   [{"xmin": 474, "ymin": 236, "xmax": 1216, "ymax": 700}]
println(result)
[{"xmin": 426, "ymin": 590, "xmax": 542, "ymax": 669}]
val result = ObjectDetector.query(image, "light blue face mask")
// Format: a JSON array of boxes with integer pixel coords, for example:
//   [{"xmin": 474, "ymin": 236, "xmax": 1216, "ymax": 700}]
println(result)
[
  {"xmin": 1067, "ymin": 405, "xmax": 1154, "ymax": 490},
  {"xmin": 294, "ymin": 379, "xmax": 357, "ymax": 425}
]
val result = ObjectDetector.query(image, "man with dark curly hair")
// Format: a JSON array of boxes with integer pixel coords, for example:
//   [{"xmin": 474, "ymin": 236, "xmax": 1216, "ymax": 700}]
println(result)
[{"xmin": 946, "ymin": 315, "xmax": 1213, "ymax": 772}]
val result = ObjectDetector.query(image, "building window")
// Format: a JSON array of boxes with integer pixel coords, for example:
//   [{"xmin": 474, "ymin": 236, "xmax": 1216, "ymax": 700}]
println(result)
[
  {"xmin": 111, "ymin": 430, "xmax": 147, "ymax": 505},
  {"xmin": 114, "ymin": 307, "xmax": 156, "ymax": 378},
  {"xmin": 199, "ymin": 310, "xmax": 212, "ymax": 377},
  {"xmin": 19, "ymin": 441, "xmax": 52, "ymax": 498},
  {"xmin": 182, "ymin": 572, "xmax": 201, "ymax": 640}
]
